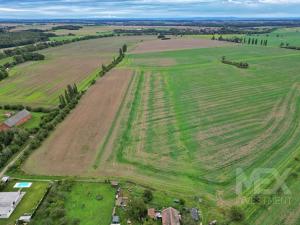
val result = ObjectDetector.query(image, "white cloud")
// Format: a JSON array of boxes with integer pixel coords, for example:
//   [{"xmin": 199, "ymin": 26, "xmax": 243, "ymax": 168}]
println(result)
[
  {"xmin": 0, "ymin": 7, "xmax": 30, "ymax": 12},
  {"xmin": 259, "ymin": 0, "xmax": 300, "ymax": 3}
]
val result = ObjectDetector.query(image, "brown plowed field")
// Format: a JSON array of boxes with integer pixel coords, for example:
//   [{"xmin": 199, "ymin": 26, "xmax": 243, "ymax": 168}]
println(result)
[
  {"xmin": 130, "ymin": 38, "xmax": 229, "ymax": 54},
  {"xmin": 23, "ymin": 69, "xmax": 133, "ymax": 175}
]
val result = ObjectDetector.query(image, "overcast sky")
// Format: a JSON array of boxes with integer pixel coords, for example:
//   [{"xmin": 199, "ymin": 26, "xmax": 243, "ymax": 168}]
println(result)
[{"xmin": 0, "ymin": 0, "xmax": 300, "ymax": 19}]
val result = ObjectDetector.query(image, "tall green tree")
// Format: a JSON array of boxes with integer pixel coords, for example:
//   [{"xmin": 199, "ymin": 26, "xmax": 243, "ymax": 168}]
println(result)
[{"xmin": 122, "ymin": 44, "xmax": 127, "ymax": 53}]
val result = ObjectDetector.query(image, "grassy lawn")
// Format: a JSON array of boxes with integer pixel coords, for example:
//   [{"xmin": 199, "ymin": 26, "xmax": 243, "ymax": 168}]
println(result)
[
  {"xmin": 65, "ymin": 182, "xmax": 115, "ymax": 225},
  {"xmin": 20, "ymin": 112, "xmax": 44, "ymax": 129},
  {"xmin": 0, "ymin": 180, "xmax": 49, "ymax": 225}
]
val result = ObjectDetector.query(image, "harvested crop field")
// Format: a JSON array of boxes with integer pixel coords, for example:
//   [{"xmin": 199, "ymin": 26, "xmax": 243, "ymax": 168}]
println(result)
[
  {"xmin": 23, "ymin": 68, "xmax": 133, "ymax": 175},
  {"xmin": 130, "ymin": 38, "xmax": 229, "ymax": 54},
  {"xmin": 0, "ymin": 36, "xmax": 151, "ymax": 107}
]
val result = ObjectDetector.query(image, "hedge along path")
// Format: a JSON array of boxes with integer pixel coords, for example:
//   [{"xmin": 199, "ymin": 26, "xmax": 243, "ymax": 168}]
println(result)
[{"xmin": 23, "ymin": 68, "xmax": 133, "ymax": 175}]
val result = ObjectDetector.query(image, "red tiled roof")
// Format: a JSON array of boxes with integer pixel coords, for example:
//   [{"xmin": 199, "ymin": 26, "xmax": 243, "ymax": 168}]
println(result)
[{"xmin": 162, "ymin": 207, "xmax": 180, "ymax": 225}]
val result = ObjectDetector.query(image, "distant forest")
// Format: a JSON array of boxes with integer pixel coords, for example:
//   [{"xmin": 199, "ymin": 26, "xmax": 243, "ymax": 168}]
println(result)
[
  {"xmin": 0, "ymin": 30, "xmax": 55, "ymax": 48},
  {"xmin": 51, "ymin": 25, "xmax": 82, "ymax": 30}
]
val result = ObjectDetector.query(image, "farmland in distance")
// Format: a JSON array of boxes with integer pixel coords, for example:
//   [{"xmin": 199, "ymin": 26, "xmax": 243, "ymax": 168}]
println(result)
[{"xmin": 0, "ymin": 36, "xmax": 152, "ymax": 107}]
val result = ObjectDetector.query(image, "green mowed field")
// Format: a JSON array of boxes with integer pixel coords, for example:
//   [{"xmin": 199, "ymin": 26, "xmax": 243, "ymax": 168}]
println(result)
[
  {"xmin": 98, "ymin": 45, "xmax": 300, "ymax": 224},
  {"xmin": 0, "ymin": 180, "xmax": 49, "ymax": 225},
  {"xmin": 0, "ymin": 36, "xmax": 151, "ymax": 107},
  {"xmin": 65, "ymin": 182, "xmax": 115, "ymax": 225}
]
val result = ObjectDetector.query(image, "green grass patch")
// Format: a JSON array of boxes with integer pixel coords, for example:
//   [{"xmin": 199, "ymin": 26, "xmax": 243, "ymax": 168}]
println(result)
[{"xmin": 65, "ymin": 182, "xmax": 115, "ymax": 225}]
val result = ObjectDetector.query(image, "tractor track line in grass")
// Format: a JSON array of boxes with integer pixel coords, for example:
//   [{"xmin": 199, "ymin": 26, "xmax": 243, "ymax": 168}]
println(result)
[{"xmin": 92, "ymin": 69, "xmax": 135, "ymax": 169}]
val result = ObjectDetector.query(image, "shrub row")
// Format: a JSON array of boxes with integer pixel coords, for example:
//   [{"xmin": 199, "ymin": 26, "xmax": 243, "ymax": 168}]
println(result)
[
  {"xmin": 281, "ymin": 45, "xmax": 300, "ymax": 51},
  {"xmin": 0, "ymin": 104, "xmax": 55, "ymax": 113},
  {"xmin": 221, "ymin": 57, "xmax": 249, "ymax": 69}
]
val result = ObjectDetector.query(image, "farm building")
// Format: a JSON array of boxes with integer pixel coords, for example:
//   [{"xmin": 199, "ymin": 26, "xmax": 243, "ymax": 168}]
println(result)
[
  {"xmin": 162, "ymin": 207, "xmax": 181, "ymax": 225},
  {"xmin": 0, "ymin": 109, "xmax": 31, "ymax": 131},
  {"xmin": 0, "ymin": 191, "xmax": 25, "ymax": 218}
]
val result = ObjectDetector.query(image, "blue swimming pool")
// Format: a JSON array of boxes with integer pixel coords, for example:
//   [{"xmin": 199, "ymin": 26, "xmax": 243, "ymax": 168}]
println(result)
[{"xmin": 14, "ymin": 182, "xmax": 32, "ymax": 188}]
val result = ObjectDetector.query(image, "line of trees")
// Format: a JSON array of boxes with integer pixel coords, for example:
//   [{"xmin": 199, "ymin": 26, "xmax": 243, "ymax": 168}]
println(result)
[
  {"xmin": 98, "ymin": 44, "xmax": 127, "ymax": 78},
  {"xmin": 0, "ymin": 104, "xmax": 53, "ymax": 113},
  {"xmin": 51, "ymin": 25, "xmax": 82, "ymax": 31},
  {"xmin": 213, "ymin": 35, "xmax": 268, "ymax": 46},
  {"xmin": 212, "ymin": 35, "xmax": 243, "ymax": 43},
  {"xmin": 13, "ymin": 52, "xmax": 45, "ymax": 64},
  {"xmin": 244, "ymin": 37, "xmax": 268, "ymax": 46},
  {"xmin": 221, "ymin": 56, "xmax": 249, "ymax": 69},
  {"xmin": 114, "ymin": 27, "xmax": 275, "ymax": 36},
  {"xmin": 59, "ymin": 84, "xmax": 79, "ymax": 109}
]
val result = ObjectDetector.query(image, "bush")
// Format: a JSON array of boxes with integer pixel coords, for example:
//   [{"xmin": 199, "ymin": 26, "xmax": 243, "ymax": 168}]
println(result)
[
  {"xmin": 229, "ymin": 206, "xmax": 245, "ymax": 222},
  {"xmin": 127, "ymin": 198, "xmax": 147, "ymax": 222},
  {"xmin": 143, "ymin": 189, "xmax": 153, "ymax": 203}
]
